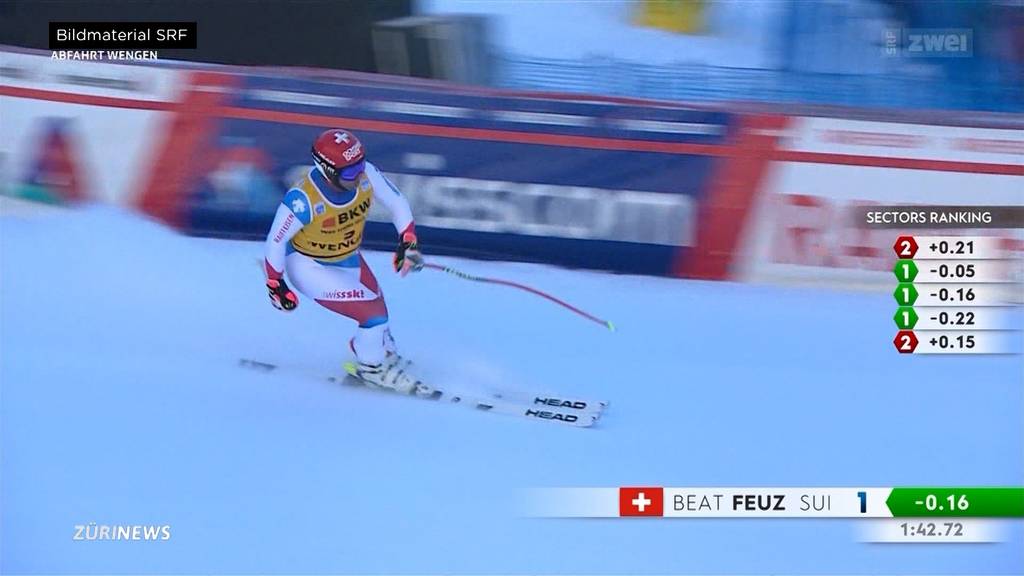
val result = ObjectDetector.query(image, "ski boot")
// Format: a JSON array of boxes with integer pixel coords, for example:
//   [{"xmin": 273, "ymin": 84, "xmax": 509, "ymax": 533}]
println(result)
[{"xmin": 346, "ymin": 355, "xmax": 439, "ymax": 399}]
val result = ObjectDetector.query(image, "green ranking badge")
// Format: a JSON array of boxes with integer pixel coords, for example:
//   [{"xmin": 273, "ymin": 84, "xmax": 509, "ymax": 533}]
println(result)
[
  {"xmin": 893, "ymin": 307, "xmax": 918, "ymax": 329},
  {"xmin": 893, "ymin": 259, "xmax": 919, "ymax": 282},
  {"xmin": 893, "ymin": 283, "xmax": 918, "ymax": 306}
]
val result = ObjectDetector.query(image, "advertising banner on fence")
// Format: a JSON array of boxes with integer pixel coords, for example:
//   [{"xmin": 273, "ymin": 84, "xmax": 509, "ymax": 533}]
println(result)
[
  {"xmin": 733, "ymin": 117, "xmax": 1024, "ymax": 289},
  {"xmin": 181, "ymin": 72, "xmax": 735, "ymax": 275},
  {"xmin": 0, "ymin": 51, "xmax": 183, "ymax": 207}
]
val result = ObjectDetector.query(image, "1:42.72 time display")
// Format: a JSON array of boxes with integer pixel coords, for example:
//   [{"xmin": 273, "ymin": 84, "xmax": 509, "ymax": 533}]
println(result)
[{"xmin": 900, "ymin": 522, "xmax": 965, "ymax": 537}]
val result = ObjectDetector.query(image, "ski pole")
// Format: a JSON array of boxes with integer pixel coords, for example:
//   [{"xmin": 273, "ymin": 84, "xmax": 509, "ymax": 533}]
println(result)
[{"xmin": 422, "ymin": 262, "xmax": 615, "ymax": 331}]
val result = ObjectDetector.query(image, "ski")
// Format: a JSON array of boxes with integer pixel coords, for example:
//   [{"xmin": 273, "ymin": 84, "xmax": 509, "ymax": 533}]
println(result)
[
  {"xmin": 492, "ymin": 392, "xmax": 608, "ymax": 415},
  {"xmin": 340, "ymin": 361, "xmax": 606, "ymax": 418},
  {"xmin": 338, "ymin": 361, "xmax": 599, "ymax": 427},
  {"xmin": 239, "ymin": 358, "xmax": 600, "ymax": 428}
]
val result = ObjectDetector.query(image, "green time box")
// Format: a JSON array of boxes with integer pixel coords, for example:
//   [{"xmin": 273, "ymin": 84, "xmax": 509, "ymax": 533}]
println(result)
[{"xmin": 886, "ymin": 487, "xmax": 1024, "ymax": 517}]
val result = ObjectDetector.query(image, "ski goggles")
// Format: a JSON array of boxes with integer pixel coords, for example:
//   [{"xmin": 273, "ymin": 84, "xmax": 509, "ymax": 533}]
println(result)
[{"xmin": 338, "ymin": 160, "xmax": 366, "ymax": 181}]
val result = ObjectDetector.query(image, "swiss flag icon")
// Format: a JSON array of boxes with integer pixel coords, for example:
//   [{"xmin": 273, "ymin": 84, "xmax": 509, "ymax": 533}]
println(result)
[{"xmin": 619, "ymin": 487, "xmax": 664, "ymax": 516}]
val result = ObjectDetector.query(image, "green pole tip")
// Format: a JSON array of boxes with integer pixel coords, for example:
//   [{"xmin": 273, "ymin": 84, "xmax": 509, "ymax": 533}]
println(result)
[{"xmin": 606, "ymin": 321, "xmax": 615, "ymax": 332}]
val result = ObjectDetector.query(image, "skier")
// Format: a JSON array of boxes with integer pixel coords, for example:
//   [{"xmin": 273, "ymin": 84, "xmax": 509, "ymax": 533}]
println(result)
[{"xmin": 263, "ymin": 129, "xmax": 430, "ymax": 395}]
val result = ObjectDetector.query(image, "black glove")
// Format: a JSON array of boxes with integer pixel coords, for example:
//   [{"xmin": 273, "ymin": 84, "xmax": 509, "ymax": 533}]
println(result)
[{"xmin": 266, "ymin": 277, "xmax": 298, "ymax": 311}]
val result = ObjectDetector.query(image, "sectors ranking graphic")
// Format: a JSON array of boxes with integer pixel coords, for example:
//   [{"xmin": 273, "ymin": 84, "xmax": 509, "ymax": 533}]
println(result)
[{"xmin": 892, "ymin": 235, "xmax": 1022, "ymax": 354}]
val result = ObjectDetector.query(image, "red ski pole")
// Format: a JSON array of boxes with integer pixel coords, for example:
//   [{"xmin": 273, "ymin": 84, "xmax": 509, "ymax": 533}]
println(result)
[{"xmin": 423, "ymin": 262, "xmax": 615, "ymax": 331}]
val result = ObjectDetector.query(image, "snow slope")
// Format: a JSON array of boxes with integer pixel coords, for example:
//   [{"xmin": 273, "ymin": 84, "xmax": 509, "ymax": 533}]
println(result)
[{"xmin": 2, "ymin": 206, "xmax": 1021, "ymax": 574}]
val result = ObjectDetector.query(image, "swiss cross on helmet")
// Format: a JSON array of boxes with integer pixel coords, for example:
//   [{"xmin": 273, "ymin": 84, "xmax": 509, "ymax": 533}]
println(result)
[{"xmin": 312, "ymin": 129, "xmax": 366, "ymax": 187}]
